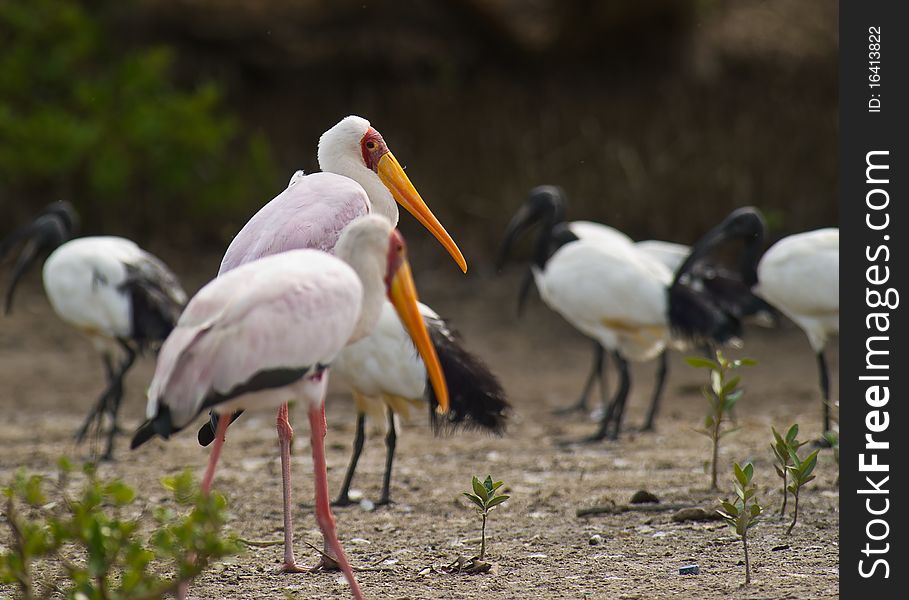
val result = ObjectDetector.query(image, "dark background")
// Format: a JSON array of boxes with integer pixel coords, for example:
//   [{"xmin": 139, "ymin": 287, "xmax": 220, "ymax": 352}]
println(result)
[{"xmin": 1, "ymin": 0, "xmax": 837, "ymax": 266}]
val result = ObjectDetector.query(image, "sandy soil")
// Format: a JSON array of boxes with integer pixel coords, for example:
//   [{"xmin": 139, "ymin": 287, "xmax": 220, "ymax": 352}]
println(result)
[{"xmin": 0, "ymin": 266, "xmax": 839, "ymax": 599}]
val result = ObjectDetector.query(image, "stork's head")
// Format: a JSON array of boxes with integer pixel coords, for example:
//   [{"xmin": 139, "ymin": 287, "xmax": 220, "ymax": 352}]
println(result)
[
  {"xmin": 318, "ymin": 116, "xmax": 466, "ymax": 273},
  {"xmin": 335, "ymin": 216, "xmax": 450, "ymax": 412}
]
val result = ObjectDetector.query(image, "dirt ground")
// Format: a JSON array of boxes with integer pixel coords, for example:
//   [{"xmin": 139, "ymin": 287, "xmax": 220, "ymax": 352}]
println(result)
[{"xmin": 0, "ymin": 264, "xmax": 839, "ymax": 599}]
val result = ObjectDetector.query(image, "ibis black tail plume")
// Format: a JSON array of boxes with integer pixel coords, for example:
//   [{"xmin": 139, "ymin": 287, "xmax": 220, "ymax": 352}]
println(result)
[
  {"xmin": 425, "ymin": 317, "xmax": 508, "ymax": 435},
  {"xmin": 2, "ymin": 201, "xmax": 79, "ymax": 314}
]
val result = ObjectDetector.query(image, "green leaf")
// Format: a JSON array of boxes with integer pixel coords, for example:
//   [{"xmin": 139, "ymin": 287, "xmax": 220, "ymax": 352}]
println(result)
[
  {"xmin": 486, "ymin": 495, "xmax": 509, "ymax": 509},
  {"xmin": 734, "ymin": 463, "xmax": 748, "ymax": 486},
  {"xmin": 463, "ymin": 493, "xmax": 485, "ymax": 510},
  {"xmin": 786, "ymin": 424, "xmax": 800, "ymax": 443},
  {"xmin": 471, "ymin": 477, "xmax": 488, "ymax": 503},
  {"xmin": 721, "ymin": 376, "xmax": 741, "ymax": 397},
  {"xmin": 743, "ymin": 462, "xmax": 754, "ymax": 481},
  {"xmin": 736, "ymin": 358, "xmax": 758, "ymax": 367},
  {"xmin": 686, "ymin": 356, "xmax": 719, "ymax": 370},
  {"xmin": 801, "ymin": 450, "xmax": 820, "ymax": 479}
]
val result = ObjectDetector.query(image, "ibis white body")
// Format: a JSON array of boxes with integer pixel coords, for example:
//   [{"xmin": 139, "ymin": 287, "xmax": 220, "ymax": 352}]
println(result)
[
  {"xmin": 756, "ymin": 228, "xmax": 839, "ymax": 351},
  {"xmin": 42, "ymin": 236, "xmax": 184, "ymax": 343},
  {"xmin": 533, "ymin": 237, "xmax": 673, "ymax": 362}
]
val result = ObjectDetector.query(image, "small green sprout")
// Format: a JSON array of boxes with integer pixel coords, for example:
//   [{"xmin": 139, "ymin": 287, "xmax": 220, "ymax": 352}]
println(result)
[
  {"xmin": 687, "ymin": 352, "xmax": 756, "ymax": 490},
  {"xmin": 0, "ymin": 459, "xmax": 241, "ymax": 600},
  {"xmin": 785, "ymin": 446, "xmax": 820, "ymax": 535},
  {"xmin": 770, "ymin": 424, "xmax": 807, "ymax": 517},
  {"xmin": 717, "ymin": 462, "xmax": 763, "ymax": 585},
  {"xmin": 463, "ymin": 476, "xmax": 509, "ymax": 560}
]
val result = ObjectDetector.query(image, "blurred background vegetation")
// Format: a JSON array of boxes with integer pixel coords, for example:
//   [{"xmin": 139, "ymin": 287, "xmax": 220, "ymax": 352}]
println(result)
[{"xmin": 0, "ymin": 0, "xmax": 836, "ymax": 262}]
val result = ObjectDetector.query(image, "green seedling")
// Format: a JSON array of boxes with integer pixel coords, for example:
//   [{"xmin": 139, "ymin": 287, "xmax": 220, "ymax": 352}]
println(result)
[
  {"xmin": 785, "ymin": 446, "xmax": 820, "ymax": 535},
  {"xmin": 717, "ymin": 462, "xmax": 763, "ymax": 585},
  {"xmin": 0, "ymin": 459, "xmax": 240, "ymax": 600},
  {"xmin": 770, "ymin": 424, "xmax": 807, "ymax": 517},
  {"xmin": 463, "ymin": 476, "xmax": 509, "ymax": 560},
  {"xmin": 687, "ymin": 352, "xmax": 756, "ymax": 490}
]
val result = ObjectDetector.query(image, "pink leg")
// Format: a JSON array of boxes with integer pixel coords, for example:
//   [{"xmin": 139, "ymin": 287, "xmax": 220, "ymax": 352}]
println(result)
[
  {"xmin": 181, "ymin": 413, "xmax": 231, "ymax": 600},
  {"xmin": 276, "ymin": 402, "xmax": 309, "ymax": 573},
  {"xmin": 308, "ymin": 403, "xmax": 363, "ymax": 600},
  {"xmin": 201, "ymin": 414, "xmax": 231, "ymax": 495}
]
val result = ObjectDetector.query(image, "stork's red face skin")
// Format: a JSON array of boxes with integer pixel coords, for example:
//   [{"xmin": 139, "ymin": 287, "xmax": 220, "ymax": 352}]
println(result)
[
  {"xmin": 361, "ymin": 127, "xmax": 390, "ymax": 171},
  {"xmin": 385, "ymin": 230, "xmax": 406, "ymax": 291}
]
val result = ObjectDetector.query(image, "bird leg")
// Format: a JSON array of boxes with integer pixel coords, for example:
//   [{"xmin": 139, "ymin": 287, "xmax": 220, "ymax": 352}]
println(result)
[
  {"xmin": 813, "ymin": 349, "xmax": 834, "ymax": 447},
  {"xmin": 378, "ymin": 407, "xmax": 397, "ymax": 506},
  {"xmin": 275, "ymin": 402, "xmax": 309, "ymax": 574},
  {"xmin": 553, "ymin": 341, "xmax": 604, "ymax": 415},
  {"xmin": 201, "ymin": 412, "xmax": 231, "ymax": 495},
  {"xmin": 583, "ymin": 352, "xmax": 629, "ymax": 442},
  {"xmin": 333, "ymin": 412, "xmax": 366, "ymax": 507},
  {"xmin": 100, "ymin": 341, "xmax": 136, "ymax": 460},
  {"xmin": 640, "ymin": 350, "xmax": 668, "ymax": 432},
  {"xmin": 605, "ymin": 353, "xmax": 632, "ymax": 440},
  {"xmin": 307, "ymin": 403, "xmax": 363, "ymax": 600},
  {"xmin": 75, "ymin": 353, "xmax": 117, "ymax": 444}
]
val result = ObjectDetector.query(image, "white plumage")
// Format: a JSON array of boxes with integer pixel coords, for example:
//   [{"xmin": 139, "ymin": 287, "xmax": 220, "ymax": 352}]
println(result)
[
  {"xmin": 756, "ymin": 228, "xmax": 839, "ymax": 352},
  {"xmin": 534, "ymin": 239, "xmax": 672, "ymax": 362},
  {"xmin": 755, "ymin": 227, "xmax": 839, "ymax": 434},
  {"xmin": 2, "ymin": 203, "xmax": 186, "ymax": 459},
  {"xmin": 333, "ymin": 301, "xmax": 427, "ymax": 415},
  {"xmin": 43, "ymin": 236, "xmax": 185, "ymax": 342},
  {"xmin": 146, "ymin": 249, "xmax": 362, "ymax": 429}
]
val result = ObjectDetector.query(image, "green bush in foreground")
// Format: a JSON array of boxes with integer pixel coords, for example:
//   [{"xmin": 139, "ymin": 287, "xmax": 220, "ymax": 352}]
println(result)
[
  {"xmin": 1, "ymin": 459, "xmax": 240, "ymax": 600},
  {"xmin": 0, "ymin": 0, "xmax": 277, "ymax": 238}
]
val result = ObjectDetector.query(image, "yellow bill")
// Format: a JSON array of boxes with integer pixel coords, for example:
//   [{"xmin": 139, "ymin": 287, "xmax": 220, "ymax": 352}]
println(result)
[
  {"xmin": 377, "ymin": 152, "xmax": 468, "ymax": 273},
  {"xmin": 387, "ymin": 260, "xmax": 449, "ymax": 412}
]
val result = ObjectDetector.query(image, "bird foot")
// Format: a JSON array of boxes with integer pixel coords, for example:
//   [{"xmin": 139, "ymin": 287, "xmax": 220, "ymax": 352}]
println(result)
[
  {"xmin": 331, "ymin": 497, "xmax": 355, "ymax": 508},
  {"xmin": 551, "ymin": 402, "xmax": 589, "ymax": 416},
  {"xmin": 374, "ymin": 497, "xmax": 394, "ymax": 508},
  {"xmin": 278, "ymin": 562, "xmax": 310, "ymax": 574},
  {"xmin": 307, "ymin": 555, "xmax": 341, "ymax": 573}
]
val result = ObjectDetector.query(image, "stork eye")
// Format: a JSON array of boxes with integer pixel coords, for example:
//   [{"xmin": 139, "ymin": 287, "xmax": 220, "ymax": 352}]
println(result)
[{"xmin": 365, "ymin": 140, "xmax": 377, "ymax": 151}]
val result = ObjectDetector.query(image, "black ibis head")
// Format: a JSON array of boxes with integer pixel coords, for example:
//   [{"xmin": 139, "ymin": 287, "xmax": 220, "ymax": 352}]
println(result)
[
  {"xmin": 676, "ymin": 207, "xmax": 766, "ymax": 288},
  {"xmin": 1, "ymin": 201, "xmax": 79, "ymax": 314}
]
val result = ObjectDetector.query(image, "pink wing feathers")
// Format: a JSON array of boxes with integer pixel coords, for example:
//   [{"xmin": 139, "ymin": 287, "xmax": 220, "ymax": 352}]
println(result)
[
  {"xmin": 147, "ymin": 250, "xmax": 363, "ymax": 430},
  {"xmin": 220, "ymin": 172, "xmax": 370, "ymax": 275}
]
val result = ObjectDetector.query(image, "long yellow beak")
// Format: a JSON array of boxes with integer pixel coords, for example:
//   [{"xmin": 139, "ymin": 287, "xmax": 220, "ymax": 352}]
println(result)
[
  {"xmin": 377, "ymin": 152, "xmax": 468, "ymax": 273},
  {"xmin": 388, "ymin": 260, "xmax": 449, "ymax": 412}
]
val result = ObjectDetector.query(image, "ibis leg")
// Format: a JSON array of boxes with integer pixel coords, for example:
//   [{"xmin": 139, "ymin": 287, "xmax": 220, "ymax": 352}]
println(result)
[
  {"xmin": 308, "ymin": 403, "xmax": 363, "ymax": 600},
  {"xmin": 75, "ymin": 353, "xmax": 117, "ymax": 443},
  {"xmin": 817, "ymin": 349, "xmax": 833, "ymax": 441},
  {"xmin": 100, "ymin": 342, "xmax": 136, "ymax": 460},
  {"xmin": 333, "ymin": 412, "xmax": 366, "ymax": 507},
  {"xmin": 378, "ymin": 407, "xmax": 397, "ymax": 506},
  {"xmin": 641, "ymin": 351, "xmax": 668, "ymax": 432},
  {"xmin": 554, "ymin": 341, "xmax": 604, "ymax": 415},
  {"xmin": 606, "ymin": 353, "xmax": 631, "ymax": 440},
  {"xmin": 585, "ymin": 352, "xmax": 629, "ymax": 442}
]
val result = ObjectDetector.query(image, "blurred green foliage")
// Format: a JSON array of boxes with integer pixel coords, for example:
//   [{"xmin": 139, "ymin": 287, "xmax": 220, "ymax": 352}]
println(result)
[
  {"xmin": 0, "ymin": 0, "xmax": 277, "ymax": 240},
  {"xmin": 1, "ymin": 458, "xmax": 241, "ymax": 600}
]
